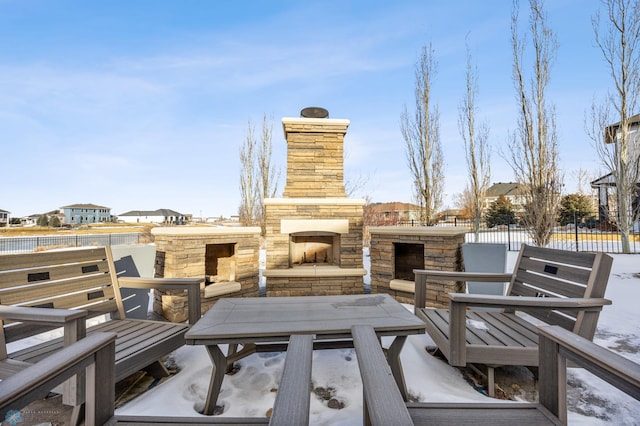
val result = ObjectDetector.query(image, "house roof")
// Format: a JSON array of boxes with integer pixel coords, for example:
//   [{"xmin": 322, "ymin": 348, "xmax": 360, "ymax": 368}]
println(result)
[
  {"xmin": 605, "ymin": 113, "xmax": 640, "ymax": 144},
  {"xmin": 0, "ymin": 209, "xmax": 9, "ymax": 214},
  {"xmin": 60, "ymin": 203, "xmax": 110, "ymax": 210},
  {"xmin": 119, "ymin": 209, "xmax": 183, "ymax": 217},
  {"xmin": 485, "ymin": 182, "xmax": 524, "ymax": 198}
]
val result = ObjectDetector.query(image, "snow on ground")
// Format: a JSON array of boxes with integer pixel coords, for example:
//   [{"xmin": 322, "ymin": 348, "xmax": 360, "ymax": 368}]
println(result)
[{"xmin": 116, "ymin": 251, "xmax": 640, "ymax": 425}]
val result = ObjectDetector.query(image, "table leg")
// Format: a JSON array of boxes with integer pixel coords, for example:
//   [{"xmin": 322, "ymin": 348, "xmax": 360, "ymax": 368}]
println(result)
[
  {"xmin": 387, "ymin": 335, "xmax": 409, "ymax": 401},
  {"xmin": 226, "ymin": 344, "xmax": 238, "ymax": 373},
  {"xmin": 203, "ymin": 345, "xmax": 227, "ymax": 415}
]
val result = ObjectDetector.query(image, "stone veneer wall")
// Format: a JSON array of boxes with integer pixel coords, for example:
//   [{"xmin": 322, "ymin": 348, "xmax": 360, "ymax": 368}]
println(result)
[
  {"xmin": 151, "ymin": 227, "xmax": 260, "ymax": 320},
  {"xmin": 369, "ymin": 227, "xmax": 467, "ymax": 306},
  {"xmin": 282, "ymin": 117, "xmax": 349, "ymax": 198}
]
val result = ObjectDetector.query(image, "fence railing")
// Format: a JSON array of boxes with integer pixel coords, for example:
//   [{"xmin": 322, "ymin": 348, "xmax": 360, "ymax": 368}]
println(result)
[
  {"xmin": 0, "ymin": 233, "xmax": 144, "ymax": 254},
  {"xmin": 394, "ymin": 213, "xmax": 640, "ymax": 254}
]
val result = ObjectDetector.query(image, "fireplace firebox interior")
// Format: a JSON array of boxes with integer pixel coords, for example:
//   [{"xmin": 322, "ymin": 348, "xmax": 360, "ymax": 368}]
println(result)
[
  {"xmin": 394, "ymin": 242, "xmax": 424, "ymax": 281},
  {"xmin": 205, "ymin": 243, "xmax": 236, "ymax": 284},
  {"xmin": 290, "ymin": 233, "xmax": 339, "ymax": 266}
]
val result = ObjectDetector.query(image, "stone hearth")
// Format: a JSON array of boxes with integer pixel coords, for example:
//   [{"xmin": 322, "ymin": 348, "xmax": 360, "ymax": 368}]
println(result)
[
  {"xmin": 152, "ymin": 227, "xmax": 260, "ymax": 320},
  {"xmin": 263, "ymin": 110, "xmax": 366, "ymax": 296}
]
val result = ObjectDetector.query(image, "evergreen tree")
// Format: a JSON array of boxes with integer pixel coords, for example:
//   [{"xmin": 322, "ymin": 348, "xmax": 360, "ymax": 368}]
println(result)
[
  {"xmin": 49, "ymin": 215, "xmax": 61, "ymax": 227},
  {"xmin": 558, "ymin": 193, "xmax": 594, "ymax": 226},
  {"xmin": 37, "ymin": 214, "xmax": 49, "ymax": 227},
  {"xmin": 484, "ymin": 195, "xmax": 516, "ymax": 228}
]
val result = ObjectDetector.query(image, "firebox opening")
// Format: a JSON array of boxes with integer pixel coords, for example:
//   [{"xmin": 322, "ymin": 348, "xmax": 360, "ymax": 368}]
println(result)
[
  {"xmin": 290, "ymin": 232, "xmax": 339, "ymax": 267},
  {"xmin": 205, "ymin": 243, "xmax": 237, "ymax": 284},
  {"xmin": 394, "ymin": 242, "xmax": 424, "ymax": 281}
]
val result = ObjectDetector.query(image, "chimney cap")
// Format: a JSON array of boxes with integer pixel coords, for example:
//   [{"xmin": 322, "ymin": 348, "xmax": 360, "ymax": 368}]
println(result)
[{"xmin": 300, "ymin": 107, "xmax": 329, "ymax": 119}]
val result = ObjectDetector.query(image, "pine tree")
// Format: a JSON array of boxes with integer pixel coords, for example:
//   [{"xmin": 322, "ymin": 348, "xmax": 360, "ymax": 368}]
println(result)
[{"xmin": 484, "ymin": 195, "xmax": 516, "ymax": 228}]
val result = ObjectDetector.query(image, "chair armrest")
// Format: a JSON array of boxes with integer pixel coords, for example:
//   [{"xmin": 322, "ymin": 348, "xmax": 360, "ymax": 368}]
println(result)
[
  {"xmin": 538, "ymin": 325, "xmax": 640, "ymax": 422},
  {"xmin": 117, "ymin": 277, "xmax": 203, "ymax": 324},
  {"xmin": 0, "ymin": 332, "xmax": 117, "ymax": 425},
  {"xmin": 413, "ymin": 270, "xmax": 512, "ymax": 311},
  {"xmin": 448, "ymin": 293, "xmax": 612, "ymax": 310},
  {"xmin": 269, "ymin": 334, "xmax": 313, "ymax": 426},
  {"xmin": 117, "ymin": 276, "xmax": 203, "ymax": 290},
  {"xmin": 414, "ymin": 270, "xmax": 512, "ymax": 282},
  {"xmin": 0, "ymin": 305, "xmax": 87, "ymax": 325},
  {"xmin": 352, "ymin": 325, "xmax": 413, "ymax": 426}
]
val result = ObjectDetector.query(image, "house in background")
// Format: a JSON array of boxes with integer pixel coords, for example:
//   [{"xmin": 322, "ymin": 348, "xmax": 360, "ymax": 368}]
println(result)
[
  {"xmin": 591, "ymin": 113, "xmax": 640, "ymax": 223},
  {"xmin": 364, "ymin": 202, "xmax": 421, "ymax": 225},
  {"xmin": 61, "ymin": 203, "xmax": 111, "ymax": 224},
  {"xmin": 483, "ymin": 182, "xmax": 526, "ymax": 213},
  {"xmin": 118, "ymin": 209, "xmax": 186, "ymax": 225},
  {"xmin": 0, "ymin": 209, "xmax": 9, "ymax": 227}
]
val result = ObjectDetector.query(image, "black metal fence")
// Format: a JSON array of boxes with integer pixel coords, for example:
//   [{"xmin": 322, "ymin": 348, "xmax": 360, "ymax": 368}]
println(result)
[
  {"xmin": 396, "ymin": 213, "xmax": 640, "ymax": 253},
  {"xmin": 0, "ymin": 233, "xmax": 144, "ymax": 254}
]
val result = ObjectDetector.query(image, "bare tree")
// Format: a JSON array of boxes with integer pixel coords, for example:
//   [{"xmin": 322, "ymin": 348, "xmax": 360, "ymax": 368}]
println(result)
[
  {"xmin": 256, "ymin": 114, "xmax": 280, "ymax": 235},
  {"xmin": 239, "ymin": 119, "xmax": 258, "ymax": 226},
  {"xmin": 588, "ymin": 0, "xmax": 640, "ymax": 253},
  {"xmin": 453, "ymin": 186, "xmax": 475, "ymax": 220},
  {"xmin": 508, "ymin": 0, "xmax": 563, "ymax": 247},
  {"xmin": 458, "ymin": 40, "xmax": 491, "ymax": 241},
  {"xmin": 401, "ymin": 43, "xmax": 445, "ymax": 226}
]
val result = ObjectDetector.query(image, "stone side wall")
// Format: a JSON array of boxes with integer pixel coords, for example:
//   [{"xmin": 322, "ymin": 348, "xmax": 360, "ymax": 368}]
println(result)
[
  {"xmin": 370, "ymin": 227, "xmax": 466, "ymax": 307},
  {"xmin": 152, "ymin": 228, "xmax": 260, "ymax": 320},
  {"xmin": 282, "ymin": 118, "xmax": 349, "ymax": 198}
]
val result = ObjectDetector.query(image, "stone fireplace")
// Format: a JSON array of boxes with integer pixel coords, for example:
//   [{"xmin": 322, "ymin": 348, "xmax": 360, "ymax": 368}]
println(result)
[
  {"xmin": 263, "ymin": 108, "xmax": 366, "ymax": 296},
  {"xmin": 151, "ymin": 227, "xmax": 260, "ymax": 321}
]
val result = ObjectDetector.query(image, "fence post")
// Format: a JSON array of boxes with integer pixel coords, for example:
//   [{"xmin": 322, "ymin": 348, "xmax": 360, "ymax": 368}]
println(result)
[
  {"xmin": 574, "ymin": 211, "xmax": 579, "ymax": 252},
  {"xmin": 507, "ymin": 222, "xmax": 511, "ymax": 251}
]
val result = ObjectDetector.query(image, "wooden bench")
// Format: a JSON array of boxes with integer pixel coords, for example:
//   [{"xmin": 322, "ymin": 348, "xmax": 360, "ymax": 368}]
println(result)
[
  {"xmin": 352, "ymin": 324, "xmax": 640, "ymax": 426},
  {"xmin": 414, "ymin": 244, "xmax": 613, "ymax": 395},
  {"xmin": 0, "ymin": 246, "xmax": 203, "ymax": 421},
  {"xmin": 0, "ymin": 330, "xmax": 313, "ymax": 425}
]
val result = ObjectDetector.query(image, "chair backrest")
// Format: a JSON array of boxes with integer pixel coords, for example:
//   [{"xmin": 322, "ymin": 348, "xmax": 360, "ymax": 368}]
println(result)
[
  {"xmin": 507, "ymin": 244, "xmax": 613, "ymax": 339},
  {"xmin": 462, "ymin": 243, "xmax": 507, "ymax": 296},
  {"xmin": 0, "ymin": 247, "xmax": 124, "ymax": 343}
]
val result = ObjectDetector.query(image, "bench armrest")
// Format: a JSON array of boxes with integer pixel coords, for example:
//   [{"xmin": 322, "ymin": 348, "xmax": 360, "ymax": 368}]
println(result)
[
  {"xmin": 117, "ymin": 277, "xmax": 203, "ymax": 324},
  {"xmin": 448, "ymin": 293, "xmax": 612, "ymax": 310},
  {"xmin": 0, "ymin": 332, "xmax": 116, "ymax": 425}
]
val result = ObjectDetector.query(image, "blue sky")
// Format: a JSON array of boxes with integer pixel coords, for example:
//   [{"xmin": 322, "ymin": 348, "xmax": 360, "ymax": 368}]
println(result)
[{"xmin": 0, "ymin": 0, "xmax": 614, "ymax": 219}]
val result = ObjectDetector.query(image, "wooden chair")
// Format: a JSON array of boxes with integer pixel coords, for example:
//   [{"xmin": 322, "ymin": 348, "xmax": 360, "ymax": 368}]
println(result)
[
  {"xmin": 0, "ymin": 331, "xmax": 117, "ymax": 426},
  {"xmin": 352, "ymin": 324, "xmax": 640, "ymax": 426},
  {"xmin": 413, "ymin": 244, "xmax": 613, "ymax": 396},
  {"xmin": 0, "ymin": 246, "xmax": 203, "ymax": 422}
]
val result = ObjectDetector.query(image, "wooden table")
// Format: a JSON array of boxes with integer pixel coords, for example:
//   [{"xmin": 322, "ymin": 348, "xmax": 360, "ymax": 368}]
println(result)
[{"xmin": 185, "ymin": 294, "xmax": 426, "ymax": 415}]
